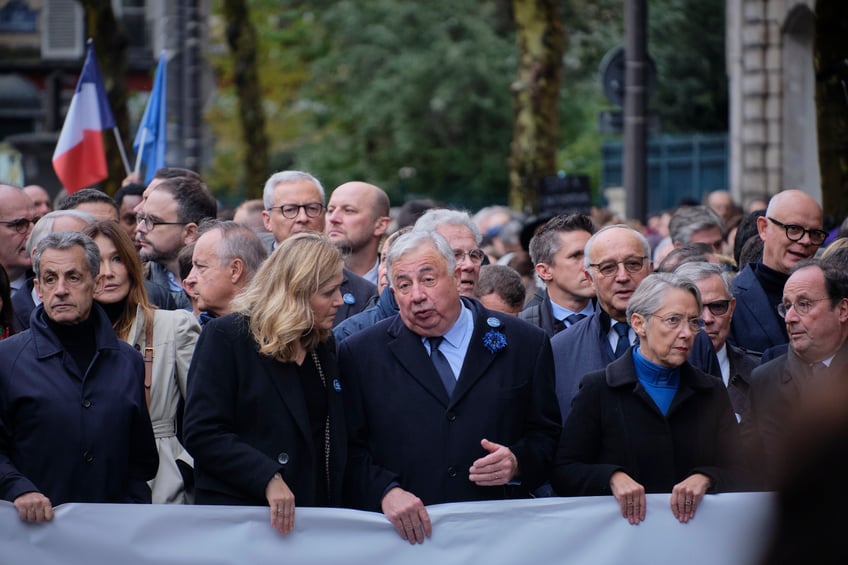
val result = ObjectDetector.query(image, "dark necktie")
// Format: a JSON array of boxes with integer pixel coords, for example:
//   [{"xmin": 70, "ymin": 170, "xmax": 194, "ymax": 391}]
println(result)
[
  {"xmin": 613, "ymin": 323, "xmax": 630, "ymax": 358},
  {"xmin": 565, "ymin": 313, "xmax": 586, "ymax": 327},
  {"xmin": 428, "ymin": 337, "xmax": 456, "ymax": 397}
]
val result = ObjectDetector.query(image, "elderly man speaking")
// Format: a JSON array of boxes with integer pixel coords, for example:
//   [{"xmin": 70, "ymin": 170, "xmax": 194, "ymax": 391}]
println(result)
[{"xmin": 340, "ymin": 230, "xmax": 561, "ymax": 544}]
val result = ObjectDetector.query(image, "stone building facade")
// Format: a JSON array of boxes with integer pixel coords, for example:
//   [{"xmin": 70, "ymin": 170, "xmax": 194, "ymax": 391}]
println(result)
[{"xmin": 726, "ymin": 0, "xmax": 819, "ymax": 206}]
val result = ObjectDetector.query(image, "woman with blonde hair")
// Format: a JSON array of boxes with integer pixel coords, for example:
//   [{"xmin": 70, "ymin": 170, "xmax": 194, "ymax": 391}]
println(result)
[
  {"xmin": 83, "ymin": 221, "xmax": 201, "ymax": 504},
  {"xmin": 184, "ymin": 232, "xmax": 346, "ymax": 535}
]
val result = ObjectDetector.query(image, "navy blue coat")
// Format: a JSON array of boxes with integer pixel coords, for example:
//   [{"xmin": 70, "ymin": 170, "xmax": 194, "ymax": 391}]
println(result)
[
  {"xmin": 340, "ymin": 298, "xmax": 561, "ymax": 510},
  {"xmin": 0, "ymin": 304, "xmax": 158, "ymax": 505},
  {"xmin": 728, "ymin": 264, "xmax": 788, "ymax": 354},
  {"xmin": 184, "ymin": 314, "xmax": 347, "ymax": 507},
  {"xmin": 333, "ymin": 268, "xmax": 378, "ymax": 327},
  {"xmin": 333, "ymin": 286, "xmax": 398, "ymax": 344},
  {"xmin": 551, "ymin": 307, "xmax": 721, "ymax": 424}
]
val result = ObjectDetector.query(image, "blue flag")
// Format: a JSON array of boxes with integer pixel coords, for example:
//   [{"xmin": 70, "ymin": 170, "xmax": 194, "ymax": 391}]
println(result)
[{"xmin": 133, "ymin": 51, "xmax": 167, "ymax": 183}]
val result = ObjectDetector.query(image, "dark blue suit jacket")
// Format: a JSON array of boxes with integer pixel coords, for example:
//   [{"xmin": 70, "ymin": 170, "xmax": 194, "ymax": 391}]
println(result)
[
  {"xmin": 551, "ymin": 307, "xmax": 721, "ymax": 424},
  {"xmin": 728, "ymin": 264, "xmax": 787, "ymax": 354},
  {"xmin": 340, "ymin": 298, "xmax": 561, "ymax": 510}
]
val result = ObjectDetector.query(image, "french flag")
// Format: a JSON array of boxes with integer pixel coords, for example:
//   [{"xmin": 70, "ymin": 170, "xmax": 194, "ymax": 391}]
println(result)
[{"xmin": 52, "ymin": 43, "xmax": 116, "ymax": 194}]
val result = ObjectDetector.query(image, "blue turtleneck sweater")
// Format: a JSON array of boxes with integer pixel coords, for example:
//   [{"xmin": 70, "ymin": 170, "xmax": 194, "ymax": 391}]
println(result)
[{"xmin": 632, "ymin": 346, "xmax": 680, "ymax": 416}]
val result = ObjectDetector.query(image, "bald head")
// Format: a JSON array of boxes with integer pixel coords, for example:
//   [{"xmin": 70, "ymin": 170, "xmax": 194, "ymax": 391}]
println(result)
[
  {"xmin": 326, "ymin": 181, "xmax": 391, "ymax": 275},
  {"xmin": 0, "ymin": 184, "xmax": 37, "ymax": 281},
  {"xmin": 757, "ymin": 189, "xmax": 823, "ymax": 273}
]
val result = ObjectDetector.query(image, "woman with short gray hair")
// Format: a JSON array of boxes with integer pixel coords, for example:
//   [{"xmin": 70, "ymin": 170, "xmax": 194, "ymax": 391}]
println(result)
[{"xmin": 552, "ymin": 272, "xmax": 742, "ymax": 525}]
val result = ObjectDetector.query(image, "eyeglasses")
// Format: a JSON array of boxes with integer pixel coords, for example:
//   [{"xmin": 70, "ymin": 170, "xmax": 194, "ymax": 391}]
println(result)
[
  {"xmin": 777, "ymin": 298, "xmax": 829, "ymax": 318},
  {"xmin": 136, "ymin": 214, "xmax": 187, "ymax": 231},
  {"xmin": 0, "ymin": 217, "xmax": 36, "ymax": 234},
  {"xmin": 767, "ymin": 217, "xmax": 828, "ymax": 245},
  {"xmin": 589, "ymin": 256, "xmax": 648, "ymax": 277},
  {"xmin": 703, "ymin": 299, "xmax": 731, "ymax": 317},
  {"xmin": 650, "ymin": 313, "xmax": 705, "ymax": 332},
  {"xmin": 268, "ymin": 203, "xmax": 325, "ymax": 219},
  {"xmin": 453, "ymin": 249, "xmax": 486, "ymax": 265}
]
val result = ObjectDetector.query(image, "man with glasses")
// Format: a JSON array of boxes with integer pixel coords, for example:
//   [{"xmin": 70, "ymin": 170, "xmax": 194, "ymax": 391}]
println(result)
[
  {"xmin": 136, "ymin": 175, "xmax": 217, "ymax": 311},
  {"xmin": 0, "ymin": 184, "xmax": 37, "ymax": 296},
  {"xmin": 729, "ymin": 189, "xmax": 824, "ymax": 354},
  {"xmin": 676, "ymin": 262, "xmax": 758, "ymax": 422},
  {"xmin": 743, "ymin": 258, "xmax": 848, "ymax": 488},
  {"xmin": 551, "ymin": 225, "xmax": 719, "ymax": 423},
  {"xmin": 260, "ymin": 170, "xmax": 376, "ymax": 325},
  {"xmin": 414, "ymin": 209, "xmax": 485, "ymax": 298}
]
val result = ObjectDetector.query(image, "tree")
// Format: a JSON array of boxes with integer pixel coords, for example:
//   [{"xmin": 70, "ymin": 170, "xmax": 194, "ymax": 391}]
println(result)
[
  {"xmin": 815, "ymin": 0, "xmax": 848, "ymax": 220},
  {"xmin": 78, "ymin": 0, "xmax": 130, "ymax": 195},
  {"xmin": 222, "ymin": 0, "xmax": 269, "ymax": 199},
  {"xmin": 507, "ymin": 0, "xmax": 565, "ymax": 213}
]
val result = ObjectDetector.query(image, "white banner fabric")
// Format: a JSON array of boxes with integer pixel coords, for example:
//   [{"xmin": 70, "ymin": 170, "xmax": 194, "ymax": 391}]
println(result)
[{"xmin": 0, "ymin": 493, "xmax": 776, "ymax": 565}]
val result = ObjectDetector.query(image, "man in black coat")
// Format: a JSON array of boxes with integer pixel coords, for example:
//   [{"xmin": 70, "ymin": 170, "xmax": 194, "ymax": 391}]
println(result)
[
  {"xmin": 744, "ymin": 258, "xmax": 848, "ymax": 489},
  {"xmin": 340, "ymin": 230, "xmax": 560, "ymax": 544},
  {"xmin": 260, "ymin": 170, "xmax": 376, "ymax": 326}
]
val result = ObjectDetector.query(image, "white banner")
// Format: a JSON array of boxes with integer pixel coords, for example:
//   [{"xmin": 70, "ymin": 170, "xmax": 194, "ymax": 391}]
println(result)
[{"xmin": 0, "ymin": 493, "xmax": 776, "ymax": 564}]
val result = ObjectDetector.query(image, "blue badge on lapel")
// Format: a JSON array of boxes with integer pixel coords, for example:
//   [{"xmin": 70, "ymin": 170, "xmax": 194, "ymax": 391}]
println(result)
[
  {"xmin": 486, "ymin": 317, "xmax": 502, "ymax": 328},
  {"xmin": 333, "ymin": 379, "xmax": 342, "ymax": 392},
  {"xmin": 343, "ymin": 293, "xmax": 356, "ymax": 305}
]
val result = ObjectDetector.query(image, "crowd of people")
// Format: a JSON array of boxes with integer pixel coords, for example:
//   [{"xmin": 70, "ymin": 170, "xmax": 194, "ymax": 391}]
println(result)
[{"xmin": 0, "ymin": 174, "xmax": 845, "ymax": 551}]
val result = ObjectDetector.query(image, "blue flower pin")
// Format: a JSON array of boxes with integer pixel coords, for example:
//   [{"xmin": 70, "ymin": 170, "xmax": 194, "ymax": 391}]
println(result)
[
  {"xmin": 483, "ymin": 330, "xmax": 507, "ymax": 354},
  {"xmin": 333, "ymin": 379, "xmax": 342, "ymax": 392},
  {"xmin": 343, "ymin": 293, "xmax": 356, "ymax": 305}
]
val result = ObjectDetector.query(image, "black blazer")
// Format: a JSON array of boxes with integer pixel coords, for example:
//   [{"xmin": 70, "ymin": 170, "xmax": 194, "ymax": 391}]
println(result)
[
  {"xmin": 333, "ymin": 268, "xmax": 377, "ymax": 327},
  {"xmin": 340, "ymin": 298, "xmax": 561, "ymax": 510},
  {"xmin": 183, "ymin": 313, "xmax": 346, "ymax": 507},
  {"xmin": 552, "ymin": 348, "xmax": 743, "ymax": 496}
]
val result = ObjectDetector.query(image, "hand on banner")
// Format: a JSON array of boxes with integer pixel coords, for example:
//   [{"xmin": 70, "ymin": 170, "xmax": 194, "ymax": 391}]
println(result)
[
  {"xmin": 670, "ymin": 473, "xmax": 710, "ymax": 523},
  {"xmin": 469, "ymin": 438, "xmax": 518, "ymax": 486},
  {"xmin": 266, "ymin": 473, "xmax": 295, "ymax": 535},
  {"xmin": 381, "ymin": 487, "xmax": 432, "ymax": 544},
  {"xmin": 610, "ymin": 471, "xmax": 646, "ymax": 525},
  {"xmin": 14, "ymin": 491, "xmax": 54, "ymax": 523}
]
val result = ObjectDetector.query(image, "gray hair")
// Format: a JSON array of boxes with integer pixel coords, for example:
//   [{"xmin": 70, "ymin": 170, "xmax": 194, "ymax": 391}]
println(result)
[
  {"xmin": 626, "ymin": 272, "xmax": 702, "ymax": 321},
  {"xmin": 674, "ymin": 261, "xmax": 732, "ymax": 299},
  {"xmin": 33, "ymin": 231, "xmax": 101, "ymax": 280},
  {"xmin": 583, "ymin": 224, "xmax": 652, "ymax": 275},
  {"xmin": 414, "ymin": 209, "xmax": 482, "ymax": 245},
  {"xmin": 27, "ymin": 209, "xmax": 96, "ymax": 256},
  {"xmin": 198, "ymin": 219, "xmax": 269, "ymax": 278},
  {"xmin": 386, "ymin": 230, "xmax": 456, "ymax": 286},
  {"xmin": 669, "ymin": 205, "xmax": 724, "ymax": 246},
  {"xmin": 262, "ymin": 171, "xmax": 325, "ymax": 209}
]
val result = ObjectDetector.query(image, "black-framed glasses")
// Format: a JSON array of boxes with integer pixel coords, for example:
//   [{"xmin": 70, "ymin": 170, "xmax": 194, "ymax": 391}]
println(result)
[
  {"xmin": 703, "ymin": 299, "xmax": 731, "ymax": 317},
  {"xmin": 136, "ymin": 214, "xmax": 187, "ymax": 231},
  {"xmin": 651, "ymin": 313, "xmax": 705, "ymax": 332},
  {"xmin": 0, "ymin": 217, "xmax": 36, "ymax": 234},
  {"xmin": 777, "ymin": 298, "xmax": 829, "ymax": 318},
  {"xmin": 767, "ymin": 217, "xmax": 827, "ymax": 245},
  {"xmin": 268, "ymin": 203, "xmax": 325, "ymax": 219},
  {"xmin": 589, "ymin": 256, "xmax": 648, "ymax": 277},
  {"xmin": 453, "ymin": 249, "xmax": 486, "ymax": 265}
]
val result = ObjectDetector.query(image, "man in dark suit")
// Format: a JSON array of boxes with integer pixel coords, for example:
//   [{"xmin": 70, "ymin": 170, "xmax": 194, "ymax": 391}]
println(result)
[
  {"xmin": 676, "ymin": 262, "xmax": 759, "ymax": 422},
  {"xmin": 261, "ymin": 170, "xmax": 376, "ymax": 325},
  {"xmin": 728, "ymin": 189, "xmax": 824, "ymax": 354},
  {"xmin": 551, "ymin": 225, "xmax": 720, "ymax": 424},
  {"xmin": 744, "ymin": 258, "xmax": 848, "ymax": 489},
  {"xmin": 520, "ymin": 213, "xmax": 596, "ymax": 336},
  {"xmin": 340, "ymin": 230, "xmax": 560, "ymax": 544}
]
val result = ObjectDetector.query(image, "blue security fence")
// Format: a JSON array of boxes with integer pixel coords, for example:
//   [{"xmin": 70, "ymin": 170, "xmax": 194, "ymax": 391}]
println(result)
[{"xmin": 601, "ymin": 133, "xmax": 728, "ymax": 214}]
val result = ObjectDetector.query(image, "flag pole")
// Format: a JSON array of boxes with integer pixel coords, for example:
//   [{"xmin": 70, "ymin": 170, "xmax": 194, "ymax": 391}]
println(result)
[
  {"xmin": 133, "ymin": 128, "xmax": 147, "ymax": 174},
  {"xmin": 113, "ymin": 128, "xmax": 132, "ymax": 176}
]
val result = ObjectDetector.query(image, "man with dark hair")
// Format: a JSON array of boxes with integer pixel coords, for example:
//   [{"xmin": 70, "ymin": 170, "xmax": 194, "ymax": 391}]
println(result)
[
  {"xmin": 136, "ymin": 175, "xmax": 217, "ymax": 310},
  {"xmin": 744, "ymin": 258, "xmax": 848, "ymax": 488},
  {"xmin": 114, "ymin": 183, "xmax": 145, "ymax": 247},
  {"xmin": 521, "ymin": 214, "xmax": 595, "ymax": 336},
  {"xmin": 0, "ymin": 231, "xmax": 158, "ymax": 522},
  {"xmin": 58, "ymin": 188, "xmax": 119, "ymax": 222},
  {"xmin": 474, "ymin": 264, "xmax": 526, "ymax": 316}
]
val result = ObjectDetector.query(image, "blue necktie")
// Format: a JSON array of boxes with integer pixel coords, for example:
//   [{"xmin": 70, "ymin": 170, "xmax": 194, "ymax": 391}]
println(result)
[
  {"xmin": 565, "ymin": 313, "xmax": 586, "ymax": 327},
  {"xmin": 613, "ymin": 323, "xmax": 630, "ymax": 358},
  {"xmin": 428, "ymin": 337, "xmax": 456, "ymax": 397}
]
